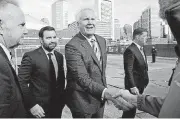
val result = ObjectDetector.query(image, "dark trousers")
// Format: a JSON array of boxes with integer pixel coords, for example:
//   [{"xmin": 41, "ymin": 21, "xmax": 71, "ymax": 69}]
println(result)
[
  {"xmin": 28, "ymin": 104, "xmax": 65, "ymax": 118},
  {"xmin": 122, "ymin": 88, "xmax": 144, "ymax": 118},
  {"xmin": 11, "ymin": 101, "xmax": 27, "ymax": 118},
  {"xmin": 1, "ymin": 101, "xmax": 27, "ymax": 118},
  {"xmin": 71, "ymin": 105, "xmax": 105, "ymax": 118},
  {"xmin": 152, "ymin": 54, "xmax": 156, "ymax": 62}
]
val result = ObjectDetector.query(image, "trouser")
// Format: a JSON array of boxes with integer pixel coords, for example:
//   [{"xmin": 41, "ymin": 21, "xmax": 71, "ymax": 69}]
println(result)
[
  {"xmin": 71, "ymin": 105, "xmax": 105, "ymax": 118},
  {"xmin": 152, "ymin": 54, "xmax": 156, "ymax": 62},
  {"xmin": 122, "ymin": 87, "xmax": 144, "ymax": 118}
]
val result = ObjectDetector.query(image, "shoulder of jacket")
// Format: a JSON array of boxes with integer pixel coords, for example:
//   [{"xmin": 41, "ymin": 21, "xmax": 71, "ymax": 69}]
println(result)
[
  {"xmin": 23, "ymin": 47, "xmax": 40, "ymax": 57},
  {"xmin": 66, "ymin": 36, "xmax": 82, "ymax": 47}
]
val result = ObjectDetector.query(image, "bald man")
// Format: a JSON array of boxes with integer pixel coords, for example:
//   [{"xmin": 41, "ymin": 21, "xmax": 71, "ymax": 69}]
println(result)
[{"xmin": 0, "ymin": 0, "xmax": 28, "ymax": 118}]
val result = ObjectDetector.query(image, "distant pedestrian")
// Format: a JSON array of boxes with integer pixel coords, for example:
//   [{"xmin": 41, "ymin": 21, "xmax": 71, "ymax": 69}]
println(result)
[{"xmin": 151, "ymin": 46, "xmax": 157, "ymax": 63}]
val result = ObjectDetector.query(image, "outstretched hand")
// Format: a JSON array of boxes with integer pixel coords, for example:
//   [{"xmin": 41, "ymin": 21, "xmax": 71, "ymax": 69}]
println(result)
[
  {"xmin": 111, "ymin": 96, "xmax": 135, "ymax": 111},
  {"xmin": 113, "ymin": 89, "xmax": 138, "ymax": 107}
]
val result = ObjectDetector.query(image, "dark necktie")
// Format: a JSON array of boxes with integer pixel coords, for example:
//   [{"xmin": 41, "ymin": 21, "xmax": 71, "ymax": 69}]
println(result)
[{"xmin": 47, "ymin": 53, "xmax": 56, "ymax": 83}]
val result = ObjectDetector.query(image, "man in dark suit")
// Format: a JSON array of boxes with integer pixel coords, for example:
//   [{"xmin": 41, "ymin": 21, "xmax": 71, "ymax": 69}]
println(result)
[
  {"xmin": 18, "ymin": 26, "xmax": 65, "ymax": 118},
  {"xmin": 0, "ymin": 0, "xmax": 28, "ymax": 117},
  {"xmin": 65, "ymin": 8, "xmax": 132, "ymax": 118},
  {"xmin": 122, "ymin": 28, "xmax": 149, "ymax": 118}
]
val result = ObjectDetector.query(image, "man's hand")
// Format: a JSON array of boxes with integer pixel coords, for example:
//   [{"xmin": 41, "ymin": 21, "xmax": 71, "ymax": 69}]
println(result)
[
  {"xmin": 130, "ymin": 87, "xmax": 139, "ymax": 95},
  {"xmin": 113, "ymin": 89, "xmax": 138, "ymax": 107},
  {"xmin": 30, "ymin": 104, "xmax": 45, "ymax": 118},
  {"xmin": 103, "ymin": 88, "xmax": 114, "ymax": 101},
  {"xmin": 112, "ymin": 96, "xmax": 135, "ymax": 111}
]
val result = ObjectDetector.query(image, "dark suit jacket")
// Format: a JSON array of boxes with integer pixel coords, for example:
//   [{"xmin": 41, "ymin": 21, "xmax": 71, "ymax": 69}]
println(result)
[
  {"xmin": 123, "ymin": 43, "xmax": 149, "ymax": 91},
  {"xmin": 18, "ymin": 47, "xmax": 65, "ymax": 112},
  {"xmin": 0, "ymin": 46, "xmax": 26, "ymax": 117},
  {"xmin": 137, "ymin": 94, "xmax": 164, "ymax": 117},
  {"xmin": 157, "ymin": 2, "xmax": 180, "ymax": 117},
  {"xmin": 65, "ymin": 32, "xmax": 107, "ymax": 114}
]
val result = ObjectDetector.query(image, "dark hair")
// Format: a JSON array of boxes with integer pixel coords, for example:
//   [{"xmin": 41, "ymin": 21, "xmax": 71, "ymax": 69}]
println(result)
[
  {"xmin": 39, "ymin": 26, "xmax": 56, "ymax": 38},
  {"xmin": 133, "ymin": 28, "xmax": 147, "ymax": 39}
]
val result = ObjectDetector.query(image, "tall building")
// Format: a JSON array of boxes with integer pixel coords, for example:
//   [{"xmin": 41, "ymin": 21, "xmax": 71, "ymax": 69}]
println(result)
[
  {"xmin": 96, "ymin": 21, "xmax": 112, "ymax": 39},
  {"xmin": 133, "ymin": 19, "xmax": 141, "ymax": 30},
  {"xmin": 114, "ymin": 19, "xmax": 120, "ymax": 40},
  {"xmin": 52, "ymin": 0, "xmax": 68, "ymax": 30},
  {"xmin": 95, "ymin": 0, "xmax": 114, "ymax": 40},
  {"xmin": 124, "ymin": 24, "xmax": 133, "ymax": 40},
  {"xmin": 141, "ymin": 6, "xmax": 161, "ymax": 38}
]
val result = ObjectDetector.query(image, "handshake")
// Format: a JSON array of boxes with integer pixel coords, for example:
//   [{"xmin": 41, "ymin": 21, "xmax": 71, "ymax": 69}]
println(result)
[{"xmin": 104, "ymin": 89, "xmax": 138, "ymax": 111}]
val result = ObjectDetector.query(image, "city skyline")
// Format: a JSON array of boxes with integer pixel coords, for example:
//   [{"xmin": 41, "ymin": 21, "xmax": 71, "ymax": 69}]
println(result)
[{"xmin": 19, "ymin": 0, "xmax": 159, "ymax": 26}]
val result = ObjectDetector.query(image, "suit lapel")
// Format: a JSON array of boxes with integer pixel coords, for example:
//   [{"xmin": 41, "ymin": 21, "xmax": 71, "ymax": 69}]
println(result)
[
  {"xmin": 37, "ymin": 47, "xmax": 51, "ymax": 80},
  {"xmin": 0, "ymin": 46, "xmax": 24, "ymax": 97},
  {"xmin": 143, "ymin": 49, "xmax": 148, "ymax": 71},
  {"xmin": 78, "ymin": 33, "xmax": 102, "ymax": 72},
  {"xmin": 54, "ymin": 51, "xmax": 60, "ymax": 78},
  {"xmin": 0, "ymin": 46, "xmax": 11, "ymax": 65},
  {"xmin": 38, "ymin": 46, "xmax": 49, "ymax": 64},
  {"xmin": 131, "ymin": 43, "xmax": 146, "ymax": 66},
  {"xmin": 95, "ymin": 35, "xmax": 106, "ymax": 85},
  {"xmin": 95, "ymin": 34, "xmax": 105, "ymax": 71}
]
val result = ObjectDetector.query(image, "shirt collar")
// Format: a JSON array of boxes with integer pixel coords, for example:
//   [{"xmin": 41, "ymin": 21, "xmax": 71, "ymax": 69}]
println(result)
[
  {"xmin": 80, "ymin": 32, "xmax": 96, "ymax": 42},
  {"xmin": 0, "ymin": 43, "xmax": 11, "ymax": 61},
  {"xmin": 42, "ymin": 46, "xmax": 55, "ymax": 56},
  {"xmin": 133, "ymin": 41, "xmax": 142, "ymax": 50}
]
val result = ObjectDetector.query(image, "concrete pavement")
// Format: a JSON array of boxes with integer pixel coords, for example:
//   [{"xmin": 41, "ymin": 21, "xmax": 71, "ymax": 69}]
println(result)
[
  {"xmin": 13, "ymin": 54, "xmax": 176, "ymax": 118},
  {"xmin": 61, "ymin": 54, "xmax": 176, "ymax": 118}
]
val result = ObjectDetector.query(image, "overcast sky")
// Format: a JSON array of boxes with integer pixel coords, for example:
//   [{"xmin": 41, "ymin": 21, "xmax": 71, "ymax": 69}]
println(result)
[{"xmin": 19, "ymin": 0, "xmax": 159, "ymax": 26}]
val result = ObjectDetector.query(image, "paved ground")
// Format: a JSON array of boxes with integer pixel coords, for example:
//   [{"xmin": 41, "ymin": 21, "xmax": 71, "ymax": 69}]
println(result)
[
  {"xmin": 14, "ymin": 54, "xmax": 177, "ymax": 118},
  {"xmin": 61, "ymin": 54, "xmax": 176, "ymax": 118}
]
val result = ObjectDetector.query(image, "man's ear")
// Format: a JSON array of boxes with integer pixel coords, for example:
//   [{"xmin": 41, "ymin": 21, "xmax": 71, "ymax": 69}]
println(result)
[
  {"xmin": 134, "ymin": 35, "xmax": 139, "ymax": 41},
  {"xmin": 40, "ymin": 38, "xmax": 43, "ymax": 44}
]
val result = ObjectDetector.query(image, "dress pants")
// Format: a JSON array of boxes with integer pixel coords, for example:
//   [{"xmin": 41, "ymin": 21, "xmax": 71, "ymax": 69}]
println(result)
[
  {"xmin": 71, "ymin": 105, "xmax": 105, "ymax": 118},
  {"xmin": 122, "ymin": 88, "xmax": 144, "ymax": 118}
]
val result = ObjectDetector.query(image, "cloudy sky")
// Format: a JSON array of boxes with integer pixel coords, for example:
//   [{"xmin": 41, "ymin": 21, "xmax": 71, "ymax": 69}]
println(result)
[{"xmin": 19, "ymin": 0, "xmax": 159, "ymax": 26}]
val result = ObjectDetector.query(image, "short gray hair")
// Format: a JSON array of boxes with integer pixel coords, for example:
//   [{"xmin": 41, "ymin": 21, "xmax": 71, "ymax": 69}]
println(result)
[
  {"xmin": 159, "ymin": 0, "xmax": 179, "ymax": 19},
  {"xmin": 75, "ymin": 8, "xmax": 96, "ymax": 22}
]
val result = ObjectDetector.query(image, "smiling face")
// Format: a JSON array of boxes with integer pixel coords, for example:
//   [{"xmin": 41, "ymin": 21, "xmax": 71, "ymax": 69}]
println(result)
[
  {"xmin": 0, "ymin": 4, "xmax": 28, "ymax": 49},
  {"xmin": 77, "ymin": 9, "xmax": 96, "ymax": 38}
]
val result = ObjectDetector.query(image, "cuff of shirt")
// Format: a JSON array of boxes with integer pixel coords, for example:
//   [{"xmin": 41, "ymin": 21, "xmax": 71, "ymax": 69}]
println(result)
[{"xmin": 101, "ymin": 88, "xmax": 107, "ymax": 100}]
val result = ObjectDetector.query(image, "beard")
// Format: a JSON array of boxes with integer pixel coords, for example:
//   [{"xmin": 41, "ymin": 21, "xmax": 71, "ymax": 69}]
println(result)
[{"xmin": 43, "ymin": 43, "xmax": 57, "ymax": 52}]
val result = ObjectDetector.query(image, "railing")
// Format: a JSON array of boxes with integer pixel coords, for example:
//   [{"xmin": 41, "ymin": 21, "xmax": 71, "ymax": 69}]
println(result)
[{"xmin": 14, "ymin": 45, "xmax": 65, "ymax": 74}]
